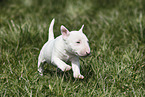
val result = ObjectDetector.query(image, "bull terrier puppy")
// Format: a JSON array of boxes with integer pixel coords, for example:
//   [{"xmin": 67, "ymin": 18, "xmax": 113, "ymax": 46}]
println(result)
[{"xmin": 38, "ymin": 19, "xmax": 90, "ymax": 79}]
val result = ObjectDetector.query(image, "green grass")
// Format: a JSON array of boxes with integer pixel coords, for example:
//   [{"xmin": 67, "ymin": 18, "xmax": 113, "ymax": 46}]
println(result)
[{"xmin": 0, "ymin": 0, "xmax": 145, "ymax": 96}]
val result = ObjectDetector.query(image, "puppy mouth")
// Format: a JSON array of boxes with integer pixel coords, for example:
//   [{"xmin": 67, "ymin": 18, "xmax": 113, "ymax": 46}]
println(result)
[
  {"xmin": 80, "ymin": 55, "xmax": 90, "ymax": 58},
  {"xmin": 75, "ymin": 52, "xmax": 90, "ymax": 57}
]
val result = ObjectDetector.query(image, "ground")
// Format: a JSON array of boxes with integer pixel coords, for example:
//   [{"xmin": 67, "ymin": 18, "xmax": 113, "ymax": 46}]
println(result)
[{"xmin": 0, "ymin": 0, "xmax": 145, "ymax": 96}]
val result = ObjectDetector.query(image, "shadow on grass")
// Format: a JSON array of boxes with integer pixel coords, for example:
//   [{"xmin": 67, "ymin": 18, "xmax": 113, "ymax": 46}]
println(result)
[
  {"xmin": 41, "ymin": 63, "xmax": 94, "ymax": 82},
  {"xmin": 41, "ymin": 63, "xmax": 74, "ymax": 80}
]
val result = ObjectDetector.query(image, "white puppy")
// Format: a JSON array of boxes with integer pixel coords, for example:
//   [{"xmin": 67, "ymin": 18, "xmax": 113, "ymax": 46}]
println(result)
[{"xmin": 38, "ymin": 19, "xmax": 90, "ymax": 79}]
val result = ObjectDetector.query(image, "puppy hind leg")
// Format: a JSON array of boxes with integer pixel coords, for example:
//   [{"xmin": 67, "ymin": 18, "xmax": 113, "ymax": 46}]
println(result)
[{"xmin": 38, "ymin": 57, "xmax": 46, "ymax": 76}]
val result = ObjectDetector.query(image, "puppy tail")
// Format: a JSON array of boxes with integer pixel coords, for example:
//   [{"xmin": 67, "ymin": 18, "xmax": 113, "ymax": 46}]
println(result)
[{"xmin": 48, "ymin": 18, "xmax": 55, "ymax": 40}]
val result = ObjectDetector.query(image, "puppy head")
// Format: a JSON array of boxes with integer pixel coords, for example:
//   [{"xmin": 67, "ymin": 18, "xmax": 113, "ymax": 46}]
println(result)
[{"xmin": 61, "ymin": 25, "xmax": 90, "ymax": 57}]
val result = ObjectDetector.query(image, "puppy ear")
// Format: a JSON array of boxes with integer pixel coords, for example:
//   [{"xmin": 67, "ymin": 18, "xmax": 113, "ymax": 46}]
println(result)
[
  {"xmin": 61, "ymin": 25, "xmax": 70, "ymax": 39},
  {"xmin": 79, "ymin": 24, "xmax": 84, "ymax": 32}
]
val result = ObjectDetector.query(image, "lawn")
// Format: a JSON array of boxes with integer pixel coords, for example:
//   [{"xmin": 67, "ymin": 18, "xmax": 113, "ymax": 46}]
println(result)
[{"xmin": 0, "ymin": 0, "xmax": 145, "ymax": 96}]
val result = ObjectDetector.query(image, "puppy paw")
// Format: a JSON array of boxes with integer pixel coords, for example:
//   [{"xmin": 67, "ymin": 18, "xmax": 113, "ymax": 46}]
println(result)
[
  {"xmin": 39, "ymin": 73, "xmax": 43, "ymax": 76},
  {"xmin": 73, "ymin": 74, "xmax": 84, "ymax": 79},
  {"xmin": 78, "ymin": 75, "xmax": 84, "ymax": 79},
  {"xmin": 60, "ymin": 65, "xmax": 71, "ymax": 71},
  {"xmin": 38, "ymin": 68, "xmax": 44, "ymax": 76},
  {"xmin": 64, "ymin": 65, "xmax": 72, "ymax": 71}
]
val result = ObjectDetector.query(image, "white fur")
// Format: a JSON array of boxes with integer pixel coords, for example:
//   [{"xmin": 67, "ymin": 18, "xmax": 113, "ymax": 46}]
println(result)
[{"xmin": 38, "ymin": 19, "xmax": 90, "ymax": 79}]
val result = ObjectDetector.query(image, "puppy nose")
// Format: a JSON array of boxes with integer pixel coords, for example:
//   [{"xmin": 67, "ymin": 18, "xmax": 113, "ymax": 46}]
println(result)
[{"xmin": 86, "ymin": 51, "xmax": 91, "ymax": 56}]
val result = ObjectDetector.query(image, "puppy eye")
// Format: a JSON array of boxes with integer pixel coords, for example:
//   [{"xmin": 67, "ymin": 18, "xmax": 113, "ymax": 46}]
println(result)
[{"xmin": 76, "ymin": 41, "xmax": 80, "ymax": 44}]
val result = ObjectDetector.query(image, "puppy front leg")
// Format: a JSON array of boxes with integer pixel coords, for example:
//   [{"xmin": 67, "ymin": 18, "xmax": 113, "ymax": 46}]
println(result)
[
  {"xmin": 71, "ymin": 57, "xmax": 84, "ymax": 79},
  {"xmin": 52, "ymin": 57, "xmax": 71, "ymax": 71}
]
